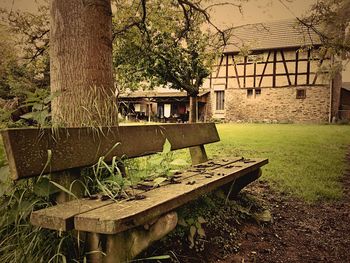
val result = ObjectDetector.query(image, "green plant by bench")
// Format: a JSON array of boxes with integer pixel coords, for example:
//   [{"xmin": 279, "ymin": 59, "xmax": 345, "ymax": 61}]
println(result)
[{"xmin": 1, "ymin": 123, "xmax": 268, "ymax": 262}]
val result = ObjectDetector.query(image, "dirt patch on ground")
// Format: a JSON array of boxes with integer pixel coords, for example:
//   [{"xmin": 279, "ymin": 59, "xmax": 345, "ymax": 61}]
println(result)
[
  {"xmin": 222, "ymin": 150, "xmax": 350, "ymax": 263},
  {"xmin": 142, "ymin": 150, "xmax": 350, "ymax": 263},
  {"xmin": 221, "ymin": 179, "xmax": 350, "ymax": 263}
]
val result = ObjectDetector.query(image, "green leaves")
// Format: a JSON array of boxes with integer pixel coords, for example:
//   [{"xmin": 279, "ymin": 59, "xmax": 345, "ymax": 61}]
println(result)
[
  {"xmin": 162, "ymin": 139, "xmax": 171, "ymax": 154},
  {"xmin": 252, "ymin": 209, "xmax": 273, "ymax": 223},
  {"xmin": 19, "ymin": 89, "xmax": 53, "ymax": 126},
  {"xmin": 178, "ymin": 215, "xmax": 207, "ymax": 249},
  {"xmin": 50, "ymin": 181, "xmax": 79, "ymax": 201},
  {"xmin": 188, "ymin": 225, "xmax": 196, "ymax": 248},
  {"xmin": 33, "ymin": 177, "xmax": 59, "ymax": 197},
  {"xmin": 113, "ymin": 0, "xmax": 218, "ymax": 94},
  {"xmin": 153, "ymin": 177, "xmax": 167, "ymax": 187},
  {"xmin": 21, "ymin": 110, "xmax": 50, "ymax": 125}
]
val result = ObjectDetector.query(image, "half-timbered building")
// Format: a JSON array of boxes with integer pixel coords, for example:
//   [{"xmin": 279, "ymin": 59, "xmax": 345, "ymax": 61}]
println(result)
[{"xmin": 207, "ymin": 19, "xmax": 342, "ymax": 123}]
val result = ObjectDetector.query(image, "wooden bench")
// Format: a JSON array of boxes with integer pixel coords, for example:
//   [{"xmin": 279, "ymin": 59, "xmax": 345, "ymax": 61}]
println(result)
[{"xmin": 1, "ymin": 123, "xmax": 268, "ymax": 262}]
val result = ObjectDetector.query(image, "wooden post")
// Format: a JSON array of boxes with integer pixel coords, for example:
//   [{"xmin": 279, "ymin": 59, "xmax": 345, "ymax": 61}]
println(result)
[
  {"xmin": 87, "ymin": 233, "xmax": 104, "ymax": 263},
  {"xmin": 189, "ymin": 95, "xmax": 208, "ymax": 165},
  {"xmin": 50, "ymin": 169, "xmax": 83, "ymax": 203},
  {"xmin": 222, "ymin": 168, "xmax": 262, "ymax": 198},
  {"xmin": 189, "ymin": 145, "xmax": 208, "ymax": 165},
  {"xmin": 148, "ymin": 101, "xmax": 151, "ymax": 122}
]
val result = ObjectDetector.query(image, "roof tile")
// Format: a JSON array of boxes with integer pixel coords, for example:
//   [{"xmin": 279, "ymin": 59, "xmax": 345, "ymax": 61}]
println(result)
[{"xmin": 225, "ymin": 19, "xmax": 322, "ymax": 52}]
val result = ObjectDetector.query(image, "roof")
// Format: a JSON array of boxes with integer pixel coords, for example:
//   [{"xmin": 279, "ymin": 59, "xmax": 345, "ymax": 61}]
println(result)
[
  {"xmin": 224, "ymin": 19, "xmax": 322, "ymax": 53},
  {"xmin": 119, "ymin": 90, "xmax": 210, "ymax": 99},
  {"xmin": 343, "ymin": 82, "xmax": 350, "ymax": 91}
]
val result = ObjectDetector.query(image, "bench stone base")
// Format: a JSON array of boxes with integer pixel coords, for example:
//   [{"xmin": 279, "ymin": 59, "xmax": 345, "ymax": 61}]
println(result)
[{"xmin": 88, "ymin": 212, "xmax": 178, "ymax": 263}]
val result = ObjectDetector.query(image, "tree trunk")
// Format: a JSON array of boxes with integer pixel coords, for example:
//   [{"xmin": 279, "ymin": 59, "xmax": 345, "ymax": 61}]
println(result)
[
  {"xmin": 189, "ymin": 95, "xmax": 197, "ymax": 123},
  {"xmin": 50, "ymin": 0, "xmax": 117, "ymax": 127},
  {"xmin": 50, "ymin": 1, "xmax": 118, "ymax": 261},
  {"xmin": 49, "ymin": 2, "xmax": 177, "ymax": 262}
]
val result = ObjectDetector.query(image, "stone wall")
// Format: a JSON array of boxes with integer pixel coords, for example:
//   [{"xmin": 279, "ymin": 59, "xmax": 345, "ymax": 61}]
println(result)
[{"xmin": 222, "ymin": 85, "xmax": 330, "ymax": 123}]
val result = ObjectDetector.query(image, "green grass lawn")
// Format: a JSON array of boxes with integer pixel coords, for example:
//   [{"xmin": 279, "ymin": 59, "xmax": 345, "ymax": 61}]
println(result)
[{"xmin": 205, "ymin": 123, "xmax": 350, "ymax": 202}]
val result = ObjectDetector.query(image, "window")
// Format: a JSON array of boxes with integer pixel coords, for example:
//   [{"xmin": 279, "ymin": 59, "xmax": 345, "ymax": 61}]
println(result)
[
  {"xmin": 296, "ymin": 89, "xmax": 306, "ymax": 99},
  {"xmin": 247, "ymin": 89, "xmax": 253, "ymax": 98},
  {"xmin": 255, "ymin": 89, "xmax": 261, "ymax": 97},
  {"xmin": 247, "ymin": 88, "xmax": 261, "ymax": 98},
  {"xmin": 215, "ymin": 91, "xmax": 225, "ymax": 110}
]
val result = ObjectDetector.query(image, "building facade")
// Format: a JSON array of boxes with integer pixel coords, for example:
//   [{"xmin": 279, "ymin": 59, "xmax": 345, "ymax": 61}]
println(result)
[{"xmin": 207, "ymin": 20, "xmax": 342, "ymax": 123}]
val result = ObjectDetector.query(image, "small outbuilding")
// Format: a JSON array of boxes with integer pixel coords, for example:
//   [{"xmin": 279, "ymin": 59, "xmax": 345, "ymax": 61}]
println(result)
[
  {"xmin": 340, "ymin": 82, "xmax": 350, "ymax": 121},
  {"xmin": 118, "ymin": 90, "xmax": 210, "ymax": 122}
]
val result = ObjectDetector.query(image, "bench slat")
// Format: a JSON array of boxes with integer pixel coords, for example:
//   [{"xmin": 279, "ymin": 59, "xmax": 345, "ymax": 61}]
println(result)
[
  {"xmin": 74, "ymin": 158, "xmax": 268, "ymax": 234},
  {"xmin": 30, "ymin": 157, "xmax": 243, "ymax": 231},
  {"xmin": 30, "ymin": 199, "xmax": 115, "ymax": 231},
  {"xmin": 1, "ymin": 123, "xmax": 219, "ymax": 180}
]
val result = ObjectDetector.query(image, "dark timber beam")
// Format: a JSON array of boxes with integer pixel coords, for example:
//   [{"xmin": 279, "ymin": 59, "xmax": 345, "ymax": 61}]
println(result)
[
  {"xmin": 209, "ymin": 72, "xmax": 316, "ymax": 80},
  {"xmin": 280, "ymin": 50, "xmax": 292, "ymax": 86},
  {"xmin": 243, "ymin": 56, "xmax": 247, "ymax": 88},
  {"xmin": 253, "ymin": 61, "xmax": 257, "ymax": 87},
  {"xmin": 273, "ymin": 51, "xmax": 277, "ymax": 87},
  {"xmin": 295, "ymin": 51, "xmax": 299, "ymax": 85},
  {"xmin": 216, "ymin": 56, "xmax": 224, "ymax": 78},
  {"xmin": 258, "ymin": 51, "xmax": 271, "ymax": 88},
  {"xmin": 232, "ymin": 55, "xmax": 241, "ymax": 88},
  {"xmin": 225, "ymin": 55, "xmax": 229, "ymax": 89},
  {"xmin": 307, "ymin": 49, "xmax": 311, "ymax": 85}
]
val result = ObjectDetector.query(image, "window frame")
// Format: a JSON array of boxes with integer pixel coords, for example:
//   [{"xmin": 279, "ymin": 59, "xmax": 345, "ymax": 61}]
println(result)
[
  {"xmin": 296, "ymin": 89, "xmax": 306, "ymax": 99},
  {"xmin": 215, "ymin": 90, "xmax": 225, "ymax": 111},
  {"xmin": 247, "ymin": 89, "xmax": 254, "ymax": 98}
]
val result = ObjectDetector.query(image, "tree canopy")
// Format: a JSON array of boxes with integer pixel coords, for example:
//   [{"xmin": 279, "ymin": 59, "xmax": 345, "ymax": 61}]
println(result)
[
  {"xmin": 301, "ymin": 0, "xmax": 350, "ymax": 61},
  {"xmin": 1, "ymin": 0, "xmax": 235, "ymax": 100},
  {"xmin": 0, "ymin": 4, "xmax": 50, "ymax": 99},
  {"xmin": 113, "ymin": 0, "xmax": 223, "ymax": 96}
]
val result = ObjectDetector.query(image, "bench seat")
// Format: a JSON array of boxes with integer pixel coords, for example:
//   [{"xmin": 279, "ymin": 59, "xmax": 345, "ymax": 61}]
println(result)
[
  {"xmin": 31, "ymin": 157, "xmax": 268, "ymax": 234},
  {"xmin": 1, "ymin": 123, "xmax": 268, "ymax": 262}
]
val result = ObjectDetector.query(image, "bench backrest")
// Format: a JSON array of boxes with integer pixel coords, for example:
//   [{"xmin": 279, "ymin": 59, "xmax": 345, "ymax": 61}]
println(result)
[{"xmin": 1, "ymin": 123, "xmax": 219, "ymax": 180}]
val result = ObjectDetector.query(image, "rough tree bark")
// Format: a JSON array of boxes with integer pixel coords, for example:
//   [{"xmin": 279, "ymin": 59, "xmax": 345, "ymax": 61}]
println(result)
[
  {"xmin": 189, "ymin": 95, "xmax": 197, "ymax": 123},
  {"xmin": 50, "ymin": 0, "xmax": 117, "ymax": 127},
  {"xmin": 50, "ymin": 1, "xmax": 177, "ymax": 262}
]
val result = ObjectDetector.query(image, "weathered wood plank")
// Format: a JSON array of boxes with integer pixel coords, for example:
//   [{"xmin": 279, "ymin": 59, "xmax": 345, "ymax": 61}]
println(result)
[
  {"xmin": 30, "ymin": 157, "xmax": 242, "ymax": 231},
  {"xmin": 30, "ymin": 199, "xmax": 115, "ymax": 231},
  {"xmin": 1, "ymin": 123, "xmax": 220, "ymax": 180},
  {"xmin": 74, "ymin": 158, "xmax": 268, "ymax": 234}
]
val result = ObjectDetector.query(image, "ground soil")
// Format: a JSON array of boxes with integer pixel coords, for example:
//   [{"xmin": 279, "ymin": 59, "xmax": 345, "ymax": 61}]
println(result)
[
  {"xmin": 143, "ymin": 150, "xmax": 350, "ymax": 263},
  {"xmin": 219, "ymin": 149, "xmax": 350, "ymax": 263}
]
